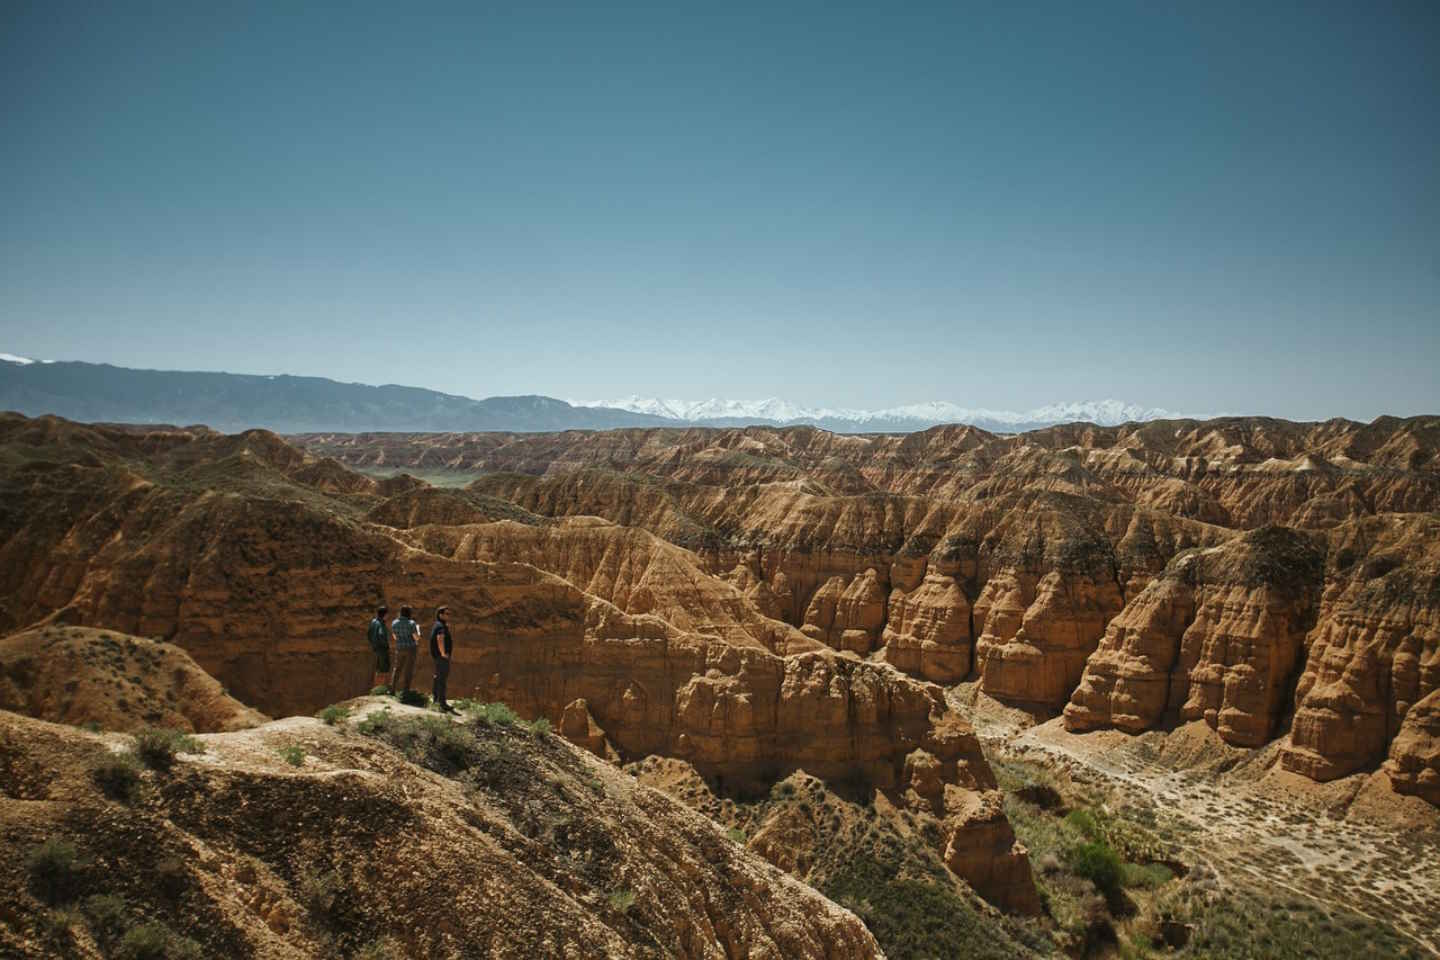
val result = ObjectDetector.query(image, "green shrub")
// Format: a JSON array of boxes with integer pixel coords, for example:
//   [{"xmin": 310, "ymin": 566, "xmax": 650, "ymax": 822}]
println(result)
[
  {"xmin": 357, "ymin": 708, "xmax": 393, "ymax": 736},
  {"xmin": 1065, "ymin": 808, "xmax": 1105, "ymax": 843},
  {"xmin": 1069, "ymin": 842, "xmax": 1124, "ymax": 910},
  {"xmin": 115, "ymin": 921, "xmax": 170, "ymax": 960},
  {"xmin": 369, "ymin": 685, "xmax": 390, "ymax": 696},
  {"xmin": 318, "ymin": 705, "xmax": 350, "ymax": 726},
  {"xmin": 527, "ymin": 716, "xmax": 552, "ymax": 737},
  {"xmin": 726, "ymin": 827, "xmax": 746, "ymax": 844},
  {"xmin": 40, "ymin": 907, "xmax": 77, "ymax": 940},
  {"xmin": 26, "ymin": 838, "xmax": 79, "ymax": 905},
  {"xmin": 1120, "ymin": 861, "xmax": 1173, "ymax": 889},
  {"xmin": 134, "ymin": 728, "xmax": 203, "ymax": 771},
  {"xmin": 357, "ymin": 936, "xmax": 402, "ymax": 960},
  {"xmin": 472, "ymin": 701, "xmax": 518, "ymax": 727},
  {"xmin": 81, "ymin": 892, "xmax": 128, "ymax": 941},
  {"xmin": 278, "ymin": 745, "xmax": 305, "ymax": 767},
  {"xmin": 608, "ymin": 888, "xmax": 637, "ymax": 914},
  {"xmin": 92, "ymin": 752, "xmax": 143, "ymax": 802}
]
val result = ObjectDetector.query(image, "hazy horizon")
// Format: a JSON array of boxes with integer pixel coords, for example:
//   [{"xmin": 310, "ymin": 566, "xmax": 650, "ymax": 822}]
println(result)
[{"xmin": 3, "ymin": 2, "xmax": 1438, "ymax": 421}]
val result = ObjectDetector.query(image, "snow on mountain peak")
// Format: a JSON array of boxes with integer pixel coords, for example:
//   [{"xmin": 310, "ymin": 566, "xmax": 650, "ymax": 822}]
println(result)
[
  {"xmin": 575, "ymin": 396, "xmax": 1203, "ymax": 431},
  {"xmin": 0, "ymin": 353, "xmax": 36, "ymax": 365}
]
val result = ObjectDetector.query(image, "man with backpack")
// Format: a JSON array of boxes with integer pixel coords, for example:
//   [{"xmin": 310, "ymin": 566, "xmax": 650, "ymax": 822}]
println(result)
[
  {"xmin": 390, "ymin": 605, "xmax": 421, "ymax": 698},
  {"xmin": 367, "ymin": 604, "xmax": 391, "ymax": 693}
]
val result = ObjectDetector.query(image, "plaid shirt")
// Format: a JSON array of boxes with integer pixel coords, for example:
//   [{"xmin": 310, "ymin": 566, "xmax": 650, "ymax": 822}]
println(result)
[{"xmin": 390, "ymin": 617, "xmax": 419, "ymax": 650}]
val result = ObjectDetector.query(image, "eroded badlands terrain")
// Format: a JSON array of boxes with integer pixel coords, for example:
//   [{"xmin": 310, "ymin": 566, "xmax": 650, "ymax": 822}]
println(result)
[{"xmin": 3, "ymin": 412, "xmax": 1438, "ymax": 957}]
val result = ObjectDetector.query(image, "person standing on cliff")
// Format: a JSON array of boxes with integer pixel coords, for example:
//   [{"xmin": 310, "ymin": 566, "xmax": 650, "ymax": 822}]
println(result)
[
  {"xmin": 368, "ymin": 604, "xmax": 391, "ymax": 693},
  {"xmin": 430, "ymin": 605, "xmax": 455, "ymax": 714},
  {"xmin": 390, "ymin": 605, "xmax": 420, "ymax": 698}
]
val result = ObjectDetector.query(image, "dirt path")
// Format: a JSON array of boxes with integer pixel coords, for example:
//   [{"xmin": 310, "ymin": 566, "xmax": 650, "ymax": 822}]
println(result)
[{"xmin": 973, "ymin": 712, "xmax": 1440, "ymax": 956}]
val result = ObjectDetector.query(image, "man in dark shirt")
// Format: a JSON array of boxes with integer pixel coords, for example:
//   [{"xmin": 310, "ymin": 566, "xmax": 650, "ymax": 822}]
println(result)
[
  {"xmin": 367, "ymin": 604, "xmax": 390, "ymax": 693},
  {"xmin": 430, "ymin": 605, "xmax": 454, "ymax": 714}
]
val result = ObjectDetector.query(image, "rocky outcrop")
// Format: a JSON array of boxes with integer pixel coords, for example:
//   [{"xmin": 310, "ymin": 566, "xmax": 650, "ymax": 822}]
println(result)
[
  {"xmin": 800, "ymin": 568, "xmax": 887, "ymax": 654},
  {"xmin": 881, "ymin": 570, "xmax": 973, "ymax": 683},
  {"xmin": 0, "ymin": 706, "xmax": 883, "ymax": 959},
  {"xmin": 0, "ymin": 626, "xmax": 267, "ymax": 733},
  {"xmin": 1281, "ymin": 516, "xmax": 1440, "ymax": 781},
  {"xmin": 975, "ymin": 570, "xmax": 1125, "ymax": 712},
  {"xmin": 1064, "ymin": 528, "xmax": 1324, "ymax": 747},
  {"xmin": 1383, "ymin": 687, "xmax": 1440, "ymax": 804}
]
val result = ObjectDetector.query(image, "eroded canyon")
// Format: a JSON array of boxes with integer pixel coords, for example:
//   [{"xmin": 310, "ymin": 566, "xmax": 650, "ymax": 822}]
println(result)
[{"xmin": 4, "ymin": 412, "xmax": 1439, "ymax": 957}]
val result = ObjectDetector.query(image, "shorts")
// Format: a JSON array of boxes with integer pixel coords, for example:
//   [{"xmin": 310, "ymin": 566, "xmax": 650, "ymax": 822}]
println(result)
[{"xmin": 372, "ymin": 645, "xmax": 391, "ymax": 674}]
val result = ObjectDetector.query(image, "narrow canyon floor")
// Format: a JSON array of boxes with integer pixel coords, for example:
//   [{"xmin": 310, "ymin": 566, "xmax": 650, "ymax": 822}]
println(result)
[{"xmin": 948, "ymin": 684, "xmax": 1440, "ymax": 958}]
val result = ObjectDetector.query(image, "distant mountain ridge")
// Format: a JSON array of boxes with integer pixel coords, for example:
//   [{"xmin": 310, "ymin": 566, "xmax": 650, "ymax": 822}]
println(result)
[
  {"xmin": 578, "ymin": 395, "xmax": 1205, "ymax": 433},
  {"xmin": 4, "ymin": 354, "xmax": 1204, "ymax": 433}
]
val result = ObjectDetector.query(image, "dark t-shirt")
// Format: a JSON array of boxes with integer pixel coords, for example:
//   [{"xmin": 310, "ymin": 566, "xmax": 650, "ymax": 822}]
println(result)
[
  {"xmin": 429, "ymin": 620, "xmax": 452, "ymax": 658},
  {"xmin": 367, "ymin": 617, "xmax": 386, "ymax": 650}
]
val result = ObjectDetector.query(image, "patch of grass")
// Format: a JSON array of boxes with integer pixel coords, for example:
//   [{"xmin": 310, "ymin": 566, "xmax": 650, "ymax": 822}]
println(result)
[
  {"xmin": 40, "ymin": 907, "xmax": 77, "ymax": 940},
  {"xmin": 608, "ymin": 888, "xmax": 637, "ymax": 915},
  {"xmin": 357, "ymin": 937, "xmax": 402, "ymax": 960},
  {"xmin": 1065, "ymin": 808, "xmax": 1105, "ymax": 843},
  {"xmin": 1068, "ymin": 841, "xmax": 1124, "ymax": 911},
  {"xmin": 360, "ymin": 714, "xmax": 478, "ymax": 776},
  {"xmin": 318, "ymin": 704, "xmax": 350, "ymax": 726},
  {"xmin": 726, "ymin": 827, "xmax": 746, "ymax": 844},
  {"xmin": 1152, "ymin": 886, "xmax": 1426, "ymax": 960},
  {"xmin": 357, "ymin": 707, "xmax": 393, "ymax": 736},
  {"xmin": 81, "ymin": 892, "xmax": 129, "ymax": 943},
  {"xmin": 821, "ymin": 853, "xmax": 1036, "ymax": 960},
  {"xmin": 1120, "ymin": 862, "xmax": 1173, "ymax": 889},
  {"xmin": 134, "ymin": 728, "xmax": 203, "ymax": 771},
  {"xmin": 26, "ymin": 838, "xmax": 80, "ymax": 905},
  {"xmin": 369, "ymin": 685, "xmax": 390, "ymax": 696},
  {"xmin": 114, "ymin": 921, "xmax": 170, "ymax": 960},
  {"xmin": 471, "ymin": 701, "xmax": 518, "ymax": 727},
  {"xmin": 526, "ymin": 716, "xmax": 552, "ymax": 737},
  {"xmin": 278, "ymin": 745, "xmax": 306, "ymax": 767},
  {"xmin": 92, "ymin": 751, "xmax": 143, "ymax": 802}
]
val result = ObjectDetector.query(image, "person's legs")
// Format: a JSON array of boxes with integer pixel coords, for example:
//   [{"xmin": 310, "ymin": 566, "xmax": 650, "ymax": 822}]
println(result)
[
  {"xmin": 433, "ymin": 657, "xmax": 450, "ymax": 709},
  {"xmin": 373, "ymin": 647, "xmax": 391, "ymax": 693},
  {"xmin": 391, "ymin": 648, "xmax": 415, "ymax": 694},
  {"xmin": 400, "ymin": 648, "xmax": 416, "ymax": 693}
]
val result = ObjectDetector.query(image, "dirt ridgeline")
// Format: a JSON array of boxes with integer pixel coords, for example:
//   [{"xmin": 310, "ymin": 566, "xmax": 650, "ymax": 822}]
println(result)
[
  {"xmin": 0, "ymin": 626, "xmax": 267, "ymax": 734},
  {"xmin": 0, "ymin": 697, "xmax": 882, "ymax": 959}
]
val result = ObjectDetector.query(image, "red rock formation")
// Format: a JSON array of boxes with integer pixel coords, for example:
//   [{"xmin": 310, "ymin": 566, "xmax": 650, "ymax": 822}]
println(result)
[
  {"xmin": 1281, "ymin": 516, "xmax": 1440, "ymax": 781},
  {"xmin": 882, "ymin": 570, "xmax": 973, "ymax": 683},
  {"xmin": 1064, "ymin": 528, "xmax": 1324, "ymax": 748},
  {"xmin": 1384, "ymin": 687, "xmax": 1440, "ymax": 804},
  {"xmin": 800, "ymin": 568, "xmax": 887, "ymax": 654}
]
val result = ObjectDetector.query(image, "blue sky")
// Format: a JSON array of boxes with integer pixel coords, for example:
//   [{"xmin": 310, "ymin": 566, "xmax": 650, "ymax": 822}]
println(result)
[{"xmin": 2, "ymin": 1, "xmax": 1437, "ymax": 419}]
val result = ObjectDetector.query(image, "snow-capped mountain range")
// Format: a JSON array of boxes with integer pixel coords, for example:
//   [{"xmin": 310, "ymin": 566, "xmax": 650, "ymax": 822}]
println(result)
[{"xmin": 575, "ymin": 396, "xmax": 1208, "ymax": 434}]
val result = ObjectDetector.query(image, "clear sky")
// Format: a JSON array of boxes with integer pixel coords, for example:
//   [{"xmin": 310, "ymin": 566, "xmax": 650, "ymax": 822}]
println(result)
[{"xmin": 2, "ymin": 1, "xmax": 1437, "ymax": 419}]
